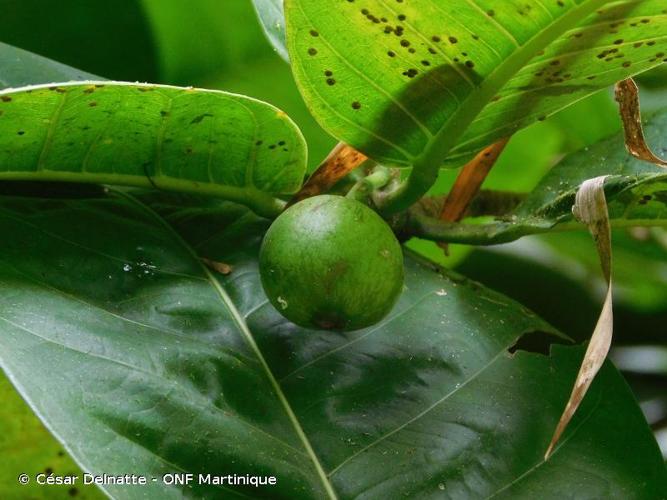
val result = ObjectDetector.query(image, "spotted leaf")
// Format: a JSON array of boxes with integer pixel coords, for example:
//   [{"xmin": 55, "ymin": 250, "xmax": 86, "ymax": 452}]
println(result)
[
  {"xmin": 286, "ymin": 0, "xmax": 667, "ymax": 167},
  {"xmin": 0, "ymin": 82, "xmax": 307, "ymax": 217}
]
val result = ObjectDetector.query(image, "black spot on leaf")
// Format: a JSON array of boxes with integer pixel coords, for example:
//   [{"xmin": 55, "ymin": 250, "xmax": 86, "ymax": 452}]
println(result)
[{"xmin": 190, "ymin": 113, "xmax": 214, "ymax": 124}]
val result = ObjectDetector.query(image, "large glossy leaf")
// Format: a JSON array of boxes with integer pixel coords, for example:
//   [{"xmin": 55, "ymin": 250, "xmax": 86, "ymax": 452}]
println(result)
[
  {"xmin": 286, "ymin": 0, "xmax": 667, "ymax": 168},
  {"xmin": 0, "ymin": 188, "xmax": 664, "ymax": 498},
  {"xmin": 407, "ymin": 106, "xmax": 667, "ymax": 245},
  {"xmin": 0, "ymin": 82, "xmax": 307, "ymax": 217},
  {"xmin": 0, "ymin": 42, "xmax": 97, "ymax": 90}
]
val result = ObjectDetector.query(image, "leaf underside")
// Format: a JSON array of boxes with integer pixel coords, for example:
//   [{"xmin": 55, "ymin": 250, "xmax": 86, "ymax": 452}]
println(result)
[
  {"xmin": 0, "ymin": 189, "xmax": 664, "ymax": 499},
  {"xmin": 0, "ymin": 82, "xmax": 307, "ymax": 216},
  {"xmin": 286, "ymin": 0, "xmax": 667, "ymax": 167}
]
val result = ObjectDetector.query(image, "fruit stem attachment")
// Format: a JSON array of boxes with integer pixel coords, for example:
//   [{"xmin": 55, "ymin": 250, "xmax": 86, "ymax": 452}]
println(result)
[{"xmin": 346, "ymin": 166, "xmax": 393, "ymax": 202}]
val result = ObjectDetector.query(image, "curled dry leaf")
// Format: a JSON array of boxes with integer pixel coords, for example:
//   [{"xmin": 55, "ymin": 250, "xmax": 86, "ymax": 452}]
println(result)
[
  {"xmin": 201, "ymin": 257, "xmax": 233, "ymax": 275},
  {"xmin": 615, "ymin": 79, "xmax": 667, "ymax": 167},
  {"xmin": 545, "ymin": 176, "xmax": 613, "ymax": 460},
  {"xmin": 288, "ymin": 142, "xmax": 367, "ymax": 206}
]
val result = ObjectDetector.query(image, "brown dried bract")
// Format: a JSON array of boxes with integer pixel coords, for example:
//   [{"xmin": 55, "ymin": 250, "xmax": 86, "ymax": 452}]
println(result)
[
  {"xmin": 438, "ymin": 138, "xmax": 510, "ymax": 253},
  {"xmin": 615, "ymin": 79, "xmax": 667, "ymax": 167},
  {"xmin": 288, "ymin": 143, "xmax": 367, "ymax": 206},
  {"xmin": 201, "ymin": 258, "xmax": 233, "ymax": 275}
]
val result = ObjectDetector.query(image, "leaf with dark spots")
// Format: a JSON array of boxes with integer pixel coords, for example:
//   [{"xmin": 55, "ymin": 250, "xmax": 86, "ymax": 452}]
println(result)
[
  {"xmin": 285, "ymin": 0, "xmax": 667, "ymax": 171},
  {"xmin": 0, "ymin": 81, "xmax": 307, "ymax": 218},
  {"xmin": 190, "ymin": 113, "xmax": 214, "ymax": 125}
]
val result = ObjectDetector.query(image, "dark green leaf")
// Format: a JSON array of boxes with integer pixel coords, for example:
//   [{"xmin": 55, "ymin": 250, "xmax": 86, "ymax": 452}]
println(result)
[
  {"xmin": 0, "ymin": 82, "xmax": 307, "ymax": 217},
  {"xmin": 0, "ymin": 190, "xmax": 664, "ymax": 498},
  {"xmin": 286, "ymin": 0, "xmax": 667, "ymax": 168}
]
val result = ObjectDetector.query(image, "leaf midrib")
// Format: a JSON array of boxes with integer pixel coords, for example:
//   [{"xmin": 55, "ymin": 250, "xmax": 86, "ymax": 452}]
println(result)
[
  {"xmin": 430, "ymin": 0, "xmax": 613, "ymax": 148},
  {"xmin": 0, "ymin": 315, "xmax": 262, "ymax": 500},
  {"xmin": 484, "ymin": 390, "xmax": 603, "ymax": 499},
  {"xmin": 0, "ymin": 82, "xmax": 289, "ymax": 218},
  {"xmin": 385, "ymin": 0, "xmax": 613, "ymax": 212},
  {"xmin": 425, "ymin": 0, "xmax": 611, "ymax": 163},
  {"xmin": 114, "ymin": 189, "xmax": 338, "ymax": 500}
]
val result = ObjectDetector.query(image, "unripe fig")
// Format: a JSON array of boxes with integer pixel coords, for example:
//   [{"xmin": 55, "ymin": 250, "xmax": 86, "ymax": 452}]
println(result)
[{"xmin": 259, "ymin": 195, "xmax": 404, "ymax": 331}]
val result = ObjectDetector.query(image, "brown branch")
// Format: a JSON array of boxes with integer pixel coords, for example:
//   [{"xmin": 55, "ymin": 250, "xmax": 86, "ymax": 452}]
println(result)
[
  {"xmin": 615, "ymin": 78, "xmax": 667, "ymax": 167},
  {"xmin": 287, "ymin": 143, "xmax": 368, "ymax": 207}
]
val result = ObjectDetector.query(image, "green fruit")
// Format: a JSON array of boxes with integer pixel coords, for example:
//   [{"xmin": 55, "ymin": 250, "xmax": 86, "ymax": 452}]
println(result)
[{"xmin": 259, "ymin": 195, "xmax": 404, "ymax": 331}]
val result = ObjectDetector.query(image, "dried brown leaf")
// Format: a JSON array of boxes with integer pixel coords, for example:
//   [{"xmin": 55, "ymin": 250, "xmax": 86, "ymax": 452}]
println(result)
[
  {"xmin": 615, "ymin": 79, "xmax": 667, "ymax": 167},
  {"xmin": 201, "ymin": 257, "xmax": 233, "ymax": 275},
  {"xmin": 545, "ymin": 176, "xmax": 613, "ymax": 459}
]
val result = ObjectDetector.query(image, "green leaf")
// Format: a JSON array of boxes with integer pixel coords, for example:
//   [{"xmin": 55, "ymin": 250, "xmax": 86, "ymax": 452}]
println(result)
[
  {"xmin": 0, "ymin": 82, "xmax": 307, "ymax": 217},
  {"xmin": 408, "ymin": 106, "xmax": 667, "ymax": 245},
  {"xmin": 0, "ymin": 372, "xmax": 104, "ymax": 499},
  {"xmin": 0, "ymin": 189, "xmax": 664, "ymax": 498},
  {"xmin": 141, "ymin": 0, "xmax": 336, "ymax": 167},
  {"xmin": 0, "ymin": 42, "xmax": 98, "ymax": 90},
  {"xmin": 515, "ymin": 117, "xmax": 667, "ymax": 221},
  {"xmin": 252, "ymin": 0, "xmax": 289, "ymax": 62},
  {"xmin": 285, "ymin": 0, "xmax": 667, "ymax": 168}
]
